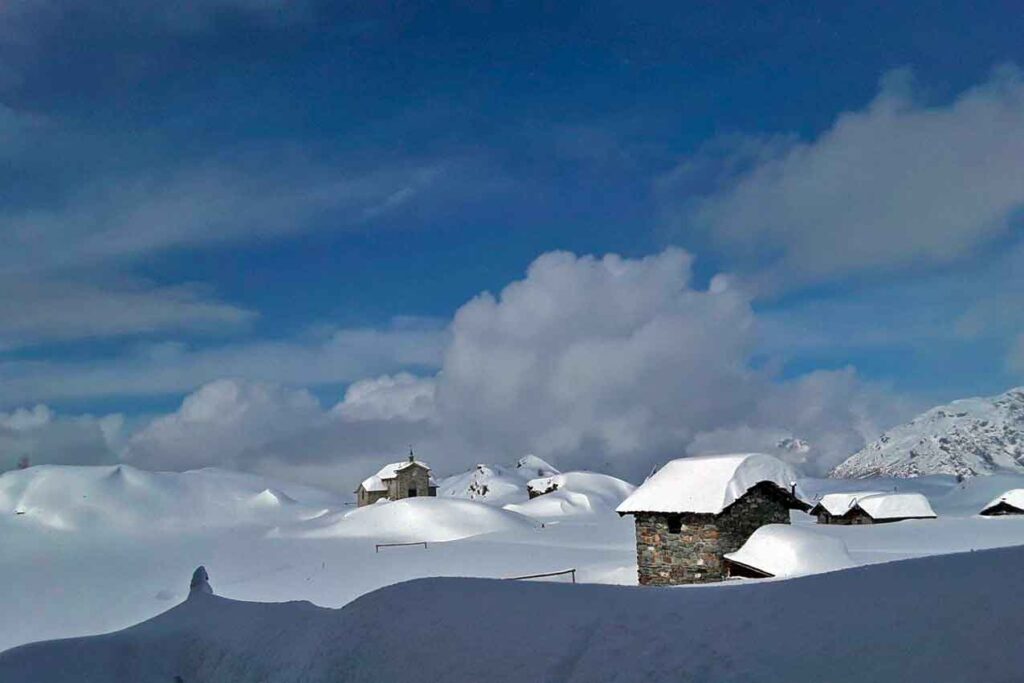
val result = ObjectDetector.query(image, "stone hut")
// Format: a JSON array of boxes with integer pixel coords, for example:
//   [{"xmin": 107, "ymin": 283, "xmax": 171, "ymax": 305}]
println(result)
[
  {"xmin": 812, "ymin": 492, "xmax": 935, "ymax": 525},
  {"xmin": 808, "ymin": 491, "xmax": 884, "ymax": 524},
  {"xmin": 616, "ymin": 453, "xmax": 809, "ymax": 586},
  {"xmin": 356, "ymin": 453, "xmax": 438, "ymax": 507},
  {"xmin": 979, "ymin": 489, "xmax": 1024, "ymax": 516}
]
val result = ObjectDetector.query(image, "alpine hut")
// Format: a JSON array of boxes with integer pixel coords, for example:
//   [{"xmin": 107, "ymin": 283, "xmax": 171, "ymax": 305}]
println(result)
[{"xmin": 616, "ymin": 453, "xmax": 810, "ymax": 585}]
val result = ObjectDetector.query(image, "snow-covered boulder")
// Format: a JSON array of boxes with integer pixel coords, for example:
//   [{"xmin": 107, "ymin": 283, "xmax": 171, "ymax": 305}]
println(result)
[
  {"xmin": 724, "ymin": 525, "xmax": 854, "ymax": 578},
  {"xmin": 616, "ymin": 453, "xmax": 802, "ymax": 515}
]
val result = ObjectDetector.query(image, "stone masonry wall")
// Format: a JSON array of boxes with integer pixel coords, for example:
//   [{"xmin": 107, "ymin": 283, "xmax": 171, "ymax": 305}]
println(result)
[
  {"xmin": 634, "ymin": 484, "xmax": 793, "ymax": 585},
  {"xmin": 386, "ymin": 466, "xmax": 435, "ymax": 500}
]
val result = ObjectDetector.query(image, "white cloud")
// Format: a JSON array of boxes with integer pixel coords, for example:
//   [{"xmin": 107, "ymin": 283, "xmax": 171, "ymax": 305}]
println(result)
[
  {"xmin": 123, "ymin": 379, "xmax": 323, "ymax": 471},
  {"xmin": 0, "ymin": 320, "xmax": 448, "ymax": 407},
  {"xmin": 668, "ymin": 66, "xmax": 1024, "ymax": 290},
  {"xmin": 17, "ymin": 249, "xmax": 912, "ymax": 482},
  {"xmin": 0, "ymin": 277, "xmax": 254, "ymax": 350},
  {"xmin": 333, "ymin": 373, "xmax": 437, "ymax": 422},
  {"xmin": 0, "ymin": 162, "xmax": 444, "ymax": 278}
]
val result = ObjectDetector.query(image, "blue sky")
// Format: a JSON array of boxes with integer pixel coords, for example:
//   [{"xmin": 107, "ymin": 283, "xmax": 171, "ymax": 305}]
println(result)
[{"xmin": 1, "ymin": 2, "xmax": 1023, "ymax": 482}]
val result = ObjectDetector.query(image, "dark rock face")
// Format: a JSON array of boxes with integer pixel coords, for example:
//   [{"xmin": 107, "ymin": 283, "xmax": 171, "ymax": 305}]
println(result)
[{"xmin": 632, "ymin": 484, "xmax": 793, "ymax": 585}]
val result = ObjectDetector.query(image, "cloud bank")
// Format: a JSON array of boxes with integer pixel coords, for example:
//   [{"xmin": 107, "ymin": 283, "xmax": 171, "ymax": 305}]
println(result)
[{"xmin": 106, "ymin": 248, "xmax": 911, "ymax": 487}]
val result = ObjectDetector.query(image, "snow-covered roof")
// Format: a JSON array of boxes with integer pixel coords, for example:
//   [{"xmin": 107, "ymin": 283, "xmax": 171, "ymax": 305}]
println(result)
[
  {"xmin": 812, "ymin": 491, "xmax": 885, "ymax": 516},
  {"xmin": 854, "ymin": 492, "xmax": 936, "ymax": 520},
  {"xmin": 724, "ymin": 524, "xmax": 854, "ymax": 578},
  {"xmin": 981, "ymin": 489, "xmax": 1024, "ymax": 513},
  {"xmin": 616, "ymin": 453, "xmax": 802, "ymax": 515},
  {"xmin": 359, "ymin": 459, "xmax": 435, "ymax": 493}
]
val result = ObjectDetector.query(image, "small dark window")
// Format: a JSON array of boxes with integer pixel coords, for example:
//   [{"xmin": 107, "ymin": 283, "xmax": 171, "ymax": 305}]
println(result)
[
  {"xmin": 408, "ymin": 488, "xmax": 418, "ymax": 498},
  {"xmin": 667, "ymin": 515, "xmax": 682, "ymax": 533}
]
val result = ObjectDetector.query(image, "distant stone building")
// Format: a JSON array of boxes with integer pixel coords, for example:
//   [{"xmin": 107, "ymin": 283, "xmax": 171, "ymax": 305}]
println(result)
[
  {"xmin": 356, "ymin": 453, "xmax": 438, "ymax": 507},
  {"xmin": 979, "ymin": 489, "xmax": 1024, "ymax": 516},
  {"xmin": 808, "ymin": 491, "xmax": 884, "ymax": 524},
  {"xmin": 616, "ymin": 453, "xmax": 809, "ymax": 585},
  {"xmin": 811, "ymin": 492, "xmax": 935, "ymax": 525}
]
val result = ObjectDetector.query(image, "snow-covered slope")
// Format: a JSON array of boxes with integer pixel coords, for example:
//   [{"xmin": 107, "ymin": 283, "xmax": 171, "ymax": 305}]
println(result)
[
  {"xmin": 831, "ymin": 387, "xmax": 1024, "ymax": 479},
  {"xmin": 504, "ymin": 472, "xmax": 635, "ymax": 519},
  {"xmin": 0, "ymin": 464, "xmax": 337, "ymax": 532},
  {"xmin": 437, "ymin": 455, "xmax": 559, "ymax": 505},
  {"xmin": 5, "ymin": 546, "xmax": 1024, "ymax": 683}
]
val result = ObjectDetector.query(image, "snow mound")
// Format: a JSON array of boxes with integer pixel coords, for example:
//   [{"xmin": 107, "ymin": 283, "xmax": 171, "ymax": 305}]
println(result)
[
  {"xmin": 277, "ymin": 497, "xmax": 538, "ymax": 543},
  {"xmin": 856, "ymin": 492, "xmax": 936, "ymax": 520},
  {"xmin": 438, "ymin": 455, "xmax": 559, "ymax": 506},
  {"xmin": 724, "ymin": 525, "xmax": 854, "ymax": 578},
  {"xmin": 617, "ymin": 453, "xmax": 800, "ymax": 515},
  {"xmin": 506, "ymin": 472, "xmax": 635, "ymax": 519},
  {"xmin": 6, "ymin": 546, "xmax": 1024, "ymax": 682},
  {"xmin": 832, "ymin": 386, "xmax": 1024, "ymax": 479},
  {"xmin": 0, "ymin": 465, "xmax": 335, "ymax": 532}
]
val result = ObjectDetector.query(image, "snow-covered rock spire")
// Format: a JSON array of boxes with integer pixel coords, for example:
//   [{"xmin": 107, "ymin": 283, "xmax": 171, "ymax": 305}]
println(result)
[{"xmin": 189, "ymin": 566, "xmax": 213, "ymax": 597}]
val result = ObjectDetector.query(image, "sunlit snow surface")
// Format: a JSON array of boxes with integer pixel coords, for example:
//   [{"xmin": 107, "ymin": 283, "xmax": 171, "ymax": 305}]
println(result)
[{"xmin": 3, "ymin": 463, "xmax": 1024, "ymax": 658}]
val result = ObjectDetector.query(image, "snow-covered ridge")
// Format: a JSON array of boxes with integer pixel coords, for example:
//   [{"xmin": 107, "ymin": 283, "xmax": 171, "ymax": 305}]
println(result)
[
  {"xmin": 505, "ymin": 472, "xmax": 635, "ymax": 519},
  {"xmin": 437, "ymin": 455, "xmax": 559, "ymax": 506},
  {"xmin": 831, "ymin": 386, "xmax": 1024, "ymax": 479},
  {"xmin": 0, "ymin": 464, "xmax": 339, "ymax": 532},
  {"xmin": 5, "ymin": 547, "xmax": 1024, "ymax": 682}
]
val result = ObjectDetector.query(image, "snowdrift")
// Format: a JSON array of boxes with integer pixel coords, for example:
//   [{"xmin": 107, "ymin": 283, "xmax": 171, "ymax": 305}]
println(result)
[
  {"xmin": 504, "ymin": 471, "xmax": 635, "ymax": 519},
  {"xmin": 5, "ymin": 545, "xmax": 1024, "ymax": 683},
  {"xmin": 275, "ymin": 496, "xmax": 538, "ymax": 542}
]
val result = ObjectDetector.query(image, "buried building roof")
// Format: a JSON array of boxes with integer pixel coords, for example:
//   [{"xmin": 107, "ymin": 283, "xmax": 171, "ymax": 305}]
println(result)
[
  {"xmin": 854, "ymin": 492, "xmax": 936, "ymax": 521},
  {"xmin": 980, "ymin": 489, "xmax": 1024, "ymax": 515},
  {"xmin": 810, "ymin": 491, "xmax": 886, "ymax": 517},
  {"xmin": 359, "ymin": 459, "xmax": 437, "ymax": 493},
  {"xmin": 724, "ymin": 524, "xmax": 855, "ymax": 578},
  {"xmin": 616, "ymin": 453, "xmax": 806, "ymax": 516}
]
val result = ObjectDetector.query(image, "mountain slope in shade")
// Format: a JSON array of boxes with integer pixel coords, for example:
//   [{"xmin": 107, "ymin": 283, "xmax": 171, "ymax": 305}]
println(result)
[{"xmin": 831, "ymin": 387, "xmax": 1024, "ymax": 479}]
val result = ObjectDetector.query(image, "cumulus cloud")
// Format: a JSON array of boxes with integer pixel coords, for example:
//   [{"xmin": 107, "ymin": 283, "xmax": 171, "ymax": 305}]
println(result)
[
  {"xmin": 120, "ymin": 377, "xmax": 438, "ymax": 488},
  {"xmin": 122, "ymin": 379, "xmax": 323, "ymax": 471},
  {"xmin": 665, "ymin": 66, "xmax": 1024, "ymax": 291},
  {"xmin": 17, "ymin": 249, "xmax": 911, "ymax": 483},
  {"xmin": 332, "ymin": 373, "xmax": 437, "ymax": 422}
]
